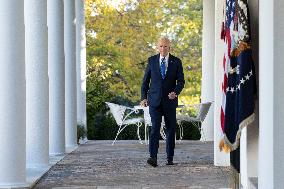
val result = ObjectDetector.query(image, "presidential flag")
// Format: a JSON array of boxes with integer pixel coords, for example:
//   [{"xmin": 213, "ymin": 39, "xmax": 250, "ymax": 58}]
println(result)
[{"xmin": 219, "ymin": 0, "xmax": 256, "ymax": 152}]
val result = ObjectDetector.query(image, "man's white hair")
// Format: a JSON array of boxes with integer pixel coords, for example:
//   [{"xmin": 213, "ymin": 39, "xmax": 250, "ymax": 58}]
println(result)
[{"xmin": 158, "ymin": 37, "xmax": 171, "ymax": 45}]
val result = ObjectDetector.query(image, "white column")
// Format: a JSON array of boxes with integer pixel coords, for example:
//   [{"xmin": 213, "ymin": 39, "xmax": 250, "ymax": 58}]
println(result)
[
  {"xmin": 240, "ymin": 0, "xmax": 259, "ymax": 187},
  {"xmin": 213, "ymin": 0, "xmax": 230, "ymax": 166},
  {"xmin": 25, "ymin": 0, "xmax": 49, "ymax": 168},
  {"xmin": 65, "ymin": 0, "xmax": 77, "ymax": 149},
  {"xmin": 0, "ymin": 0, "xmax": 26, "ymax": 186},
  {"xmin": 76, "ymin": 0, "xmax": 87, "ymax": 131},
  {"xmin": 240, "ymin": 128, "xmax": 248, "ymax": 188},
  {"xmin": 259, "ymin": 0, "xmax": 284, "ymax": 188},
  {"xmin": 48, "ymin": 0, "xmax": 66, "ymax": 155},
  {"xmin": 201, "ymin": 0, "xmax": 215, "ymax": 141}
]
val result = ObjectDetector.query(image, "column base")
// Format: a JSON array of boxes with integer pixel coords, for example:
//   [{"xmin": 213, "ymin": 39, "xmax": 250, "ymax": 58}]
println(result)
[
  {"xmin": 26, "ymin": 166, "xmax": 51, "ymax": 188},
  {"xmin": 66, "ymin": 144, "xmax": 78, "ymax": 153},
  {"xmin": 26, "ymin": 163, "xmax": 49, "ymax": 170},
  {"xmin": 49, "ymin": 151, "xmax": 65, "ymax": 156},
  {"xmin": 0, "ymin": 183, "xmax": 29, "ymax": 189},
  {"xmin": 26, "ymin": 151, "xmax": 72, "ymax": 189},
  {"xmin": 200, "ymin": 136, "xmax": 214, "ymax": 142}
]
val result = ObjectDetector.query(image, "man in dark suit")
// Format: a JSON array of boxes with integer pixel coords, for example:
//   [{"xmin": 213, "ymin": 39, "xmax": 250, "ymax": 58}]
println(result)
[{"xmin": 140, "ymin": 37, "xmax": 185, "ymax": 167}]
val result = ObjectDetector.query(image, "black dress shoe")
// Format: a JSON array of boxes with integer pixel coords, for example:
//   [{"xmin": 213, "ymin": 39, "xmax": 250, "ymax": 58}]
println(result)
[
  {"xmin": 166, "ymin": 160, "xmax": 174, "ymax": 165},
  {"xmin": 147, "ymin": 157, "xmax": 157, "ymax": 167}
]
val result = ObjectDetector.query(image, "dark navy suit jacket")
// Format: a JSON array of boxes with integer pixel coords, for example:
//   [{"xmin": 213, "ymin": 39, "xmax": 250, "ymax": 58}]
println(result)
[{"xmin": 141, "ymin": 53, "xmax": 185, "ymax": 108}]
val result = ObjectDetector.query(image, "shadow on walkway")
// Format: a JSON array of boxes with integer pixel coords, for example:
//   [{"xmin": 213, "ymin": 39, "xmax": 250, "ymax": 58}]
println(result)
[{"xmin": 34, "ymin": 140, "xmax": 233, "ymax": 189}]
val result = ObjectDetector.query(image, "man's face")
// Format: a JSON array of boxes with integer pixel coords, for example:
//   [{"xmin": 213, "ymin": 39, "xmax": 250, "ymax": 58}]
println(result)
[{"xmin": 158, "ymin": 40, "xmax": 170, "ymax": 57}]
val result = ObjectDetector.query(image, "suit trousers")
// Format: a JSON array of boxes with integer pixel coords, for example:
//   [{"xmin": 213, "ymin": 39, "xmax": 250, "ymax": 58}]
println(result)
[{"xmin": 149, "ymin": 103, "xmax": 176, "ymax": 161}]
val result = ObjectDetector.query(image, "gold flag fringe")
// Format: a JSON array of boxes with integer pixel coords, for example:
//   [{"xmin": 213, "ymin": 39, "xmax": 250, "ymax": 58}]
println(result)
[
  {"xmin": 230, "ymin": 41, "xmax": 251, "ymax": 57},
  {"xmin": 219, "ymin": 113, "xmax": 255, "ymax": 153}
]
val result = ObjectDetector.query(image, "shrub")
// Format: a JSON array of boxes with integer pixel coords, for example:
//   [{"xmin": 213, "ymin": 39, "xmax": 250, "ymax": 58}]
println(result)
[
  {"xmin": 176, "ymin": 121, "xmax": 201, "ymax": 140},
  {"xmin": 77, "ymin": 124, "xmax": 87, "ymax": 143},
  {"xmin": 87, "ymin": 93, "xmax": 201, "ymax": 140},
  {"xmin": 87, "ymin": 95, "xmax": 140, "ymax": 140}
]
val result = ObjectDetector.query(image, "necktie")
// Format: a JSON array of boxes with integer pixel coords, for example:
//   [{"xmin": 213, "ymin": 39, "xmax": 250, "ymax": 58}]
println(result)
[{"xmin": 160, "ymin": 57, "xmax": 166, "ymax": 79}]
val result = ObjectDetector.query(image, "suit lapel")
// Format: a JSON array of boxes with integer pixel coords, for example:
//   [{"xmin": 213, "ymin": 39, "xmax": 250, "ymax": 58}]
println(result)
[
  {"xmin": 156, "ymin": 54, "xmax": 162, "ymax": 79},
  {"xmin": 165, "ymin": 54, "xmax": 173, "ymax": 79}
]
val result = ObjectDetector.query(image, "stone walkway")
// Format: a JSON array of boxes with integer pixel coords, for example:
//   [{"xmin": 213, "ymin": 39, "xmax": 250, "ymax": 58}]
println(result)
[{"xmin": 33, "ymin": 140, "xmax": 233, "ymax": 189}]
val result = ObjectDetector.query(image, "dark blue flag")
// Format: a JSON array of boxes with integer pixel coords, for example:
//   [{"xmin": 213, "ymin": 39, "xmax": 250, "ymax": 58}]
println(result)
[{"xmin": 219, "ymin": 0, "xmax": 256, "ymax": 152}]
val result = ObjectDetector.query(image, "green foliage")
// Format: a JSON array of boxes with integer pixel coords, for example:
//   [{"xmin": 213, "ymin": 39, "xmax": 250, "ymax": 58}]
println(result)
[
  {"xmin": 86, "ymin": 74, "xmax": 113, "ymax": 139},
  {"xmin": 86, "ymin": 0, "xmax": 202, "ymax": 101},
  {"xmin": 86, "ymin": 0, "xmax": 203, "ymax": 139},
  {"xmin": 176, "ymin": 121, "xmax": 201, "ymax": 140},
  {"xmin": 91, "ymin": 113, "xmax": 145, "ymax": 140},
  {"xmin": 77, "ymin": 124, "xmax": 87, "ymax": 143},
  {"xmin": 91, "ymin": 114, "xmax": 200, "ymax": 141},
  {"xmin": 88, "ymin": 96, "xmax": 141, "ymax": 140}
]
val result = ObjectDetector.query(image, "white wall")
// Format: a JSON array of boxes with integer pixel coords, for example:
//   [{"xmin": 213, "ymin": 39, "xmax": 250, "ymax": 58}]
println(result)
[
  {"xmin": 201, "ymin": 0, "xmax": 215, "ymax": 142},
  {"xmin": 274, "ymin": 1, "xmax": 284, "ymax": 187},
  {"xmin": 259, "ymin": 0, "xmax": 284, "ymax": 188},
  {"xmin": 240, "ymin": 0, "xmax": 259, "ymax": 187},
  {"xmin": 76, "ymin": 0, "xmax": 87, "ymax": 130},
  {"xmin": 0, "ymin": 0, "xmax": 26, "ymax": 185}
]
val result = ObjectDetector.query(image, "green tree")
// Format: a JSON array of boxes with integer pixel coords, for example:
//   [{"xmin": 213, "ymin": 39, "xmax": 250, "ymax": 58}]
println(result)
[{"xmin": 86, "ymin": 0, "xmax": 203, "ymax": 139}]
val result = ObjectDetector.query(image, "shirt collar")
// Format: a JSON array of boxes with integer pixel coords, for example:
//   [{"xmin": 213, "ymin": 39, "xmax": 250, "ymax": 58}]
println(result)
[{"xmin": 159, "ymin": 53, "xmax": 169, "ymax": 63}]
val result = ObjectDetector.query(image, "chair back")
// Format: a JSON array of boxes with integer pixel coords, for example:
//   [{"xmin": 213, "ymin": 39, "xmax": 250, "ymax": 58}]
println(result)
[
  {"xmin": 196, "ymin": 102, "xmax": 212, "ymax": 122},
  {"xmin": 105, "ymin": 102, "xmax": 126, "ymax": 125}
]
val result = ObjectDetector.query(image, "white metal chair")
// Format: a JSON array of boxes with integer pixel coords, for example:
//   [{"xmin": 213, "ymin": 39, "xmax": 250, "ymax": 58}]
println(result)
[
  {"xmin": 105, "ymin": 102, "xmax": 144, "ymax": 145},
  {"xmin": 176, "ymin": 102, "xmax": 212, "ymax": 142},
  {"xmin": 136, "ymin": 106, "xmax": 185, "ymax": 144},
  {"xmin": 134, "ymin": 106, "xmax": 166, "ymax": 144}
]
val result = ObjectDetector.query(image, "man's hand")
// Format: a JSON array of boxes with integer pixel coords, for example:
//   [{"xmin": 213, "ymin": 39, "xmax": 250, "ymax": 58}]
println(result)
[
  {"xmin": 140, "ymin": 99, "xmax": 148, "ymax": 107},
  {"xmin": 168, "ymin": 92, "xmax": 177, "ymax": 99}
]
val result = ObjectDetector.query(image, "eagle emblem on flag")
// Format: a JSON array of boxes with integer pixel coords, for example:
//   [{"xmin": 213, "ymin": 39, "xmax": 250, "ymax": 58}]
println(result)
[{"xmin": 219, "ymin": 0, "xmax": 257, "ymax": 152}]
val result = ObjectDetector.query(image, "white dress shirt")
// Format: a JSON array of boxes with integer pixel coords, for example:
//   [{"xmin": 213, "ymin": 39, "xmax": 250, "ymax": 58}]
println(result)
[{"xmin": 159, "ymin": 54, "xmax": 169, "ymax": 73}]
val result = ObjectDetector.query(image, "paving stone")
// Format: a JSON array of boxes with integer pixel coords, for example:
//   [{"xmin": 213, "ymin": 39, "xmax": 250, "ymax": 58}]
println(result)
[{"xmin": 33, "ymin": 140, "xmax": 233, "ymax": 189}]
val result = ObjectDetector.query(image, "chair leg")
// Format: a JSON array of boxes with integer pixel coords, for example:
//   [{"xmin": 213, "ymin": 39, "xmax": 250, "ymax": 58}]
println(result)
[
  {"xmin": 191, "ymin": 121, "xmax": 203, "ymax": 141},
  {"xmin": 160, "ymin": 119, "xmax": 166, "ymax": 140},
  {"xmin": 112, "ymin": 124, "xmax": 125, "ymax": 145},
  {"xmin": 144, "ymin": 124, "xmax": 147, "ymax": 144},
  {"xmin": 136, "ymin": 123, "xmax": 143, "ymax": 144},
  {"xmin": 145, "ymin": 124, "xmax": 150, "ymax": 145},
  {"xmin": 199, "ymin": 122, "xmax": 207, "ymax": 142},
  {"xmin": 112, "ymin": 126, "xmax": 121, "ymax": 145},
  {"xmin": 181, "ymin": 124, "xmax": 184, "ymax": 140},
  {"xmin": 160, "ymin": 126, "xmax": 166, "ymax": 140},
  {"xmin": 178, "ymin": 123, "xmax": 183, "ymax": 143},
  {"xmin": 147, "ymin": 126, "xmax": 150, "ymax": 144}
]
